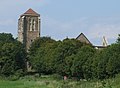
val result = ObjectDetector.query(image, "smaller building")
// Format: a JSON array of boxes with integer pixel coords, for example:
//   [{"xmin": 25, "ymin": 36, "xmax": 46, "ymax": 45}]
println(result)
[
  {"xmin": 76, "ymin": 33, "xmax": 92, "ymax": 45},
  {"xmin": 76, "ymin": 33, "xmax": 108, "ymax": 49}
]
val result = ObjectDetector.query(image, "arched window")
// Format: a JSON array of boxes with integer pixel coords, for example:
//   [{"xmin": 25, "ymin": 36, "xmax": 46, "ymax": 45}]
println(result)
[
  {"xmin": 29, "ymin": 19, "xmax": 32, "ymax": 31},
  {"xmin": 32, "ymin": 19, "xmax": 34, "ymax": 31},
  {"xmin": 33, "ymin": 20, "xmax": 36, "ymax": 31}
]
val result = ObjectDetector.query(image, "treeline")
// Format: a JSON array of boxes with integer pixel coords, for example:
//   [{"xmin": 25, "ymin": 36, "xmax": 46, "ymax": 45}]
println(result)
[
  {"xmin": 0, "ymin": 33, "xmax": 26, "ymax": 77},
  {"xmin": 0, "ymin": 33, "xmax": 120, "ymax": 80},
  {"xmin": 28, "ymin": 35, "xmax": 120, "ymax": 80}
]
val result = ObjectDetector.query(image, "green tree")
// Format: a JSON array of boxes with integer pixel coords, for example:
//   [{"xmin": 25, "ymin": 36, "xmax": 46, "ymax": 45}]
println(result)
[
  {"xmin": 52, "ymin": 39, "xmax": 84, "ymax": 76},
  {"xmin": 0, "ymin": 33, "xmax": 14, "ymax": 44},
  {"xmin": 92, "ymin": 44, "xmax": 120, "ymax": 79},
  {"xmin": 71, "ymin": 46, "xmax": 95, "ymax": 80},
  {"xmin": 0, "ymin": 33, "xmax": 26, "ymax": 76},
  {"xmin": 29, "ymin": 38, "xmax": 84, "ymax": 76},
  {"xmin": 106, "ymin": 44, "xmax": 120, "ymax": 77},
  {"xmin": 63, "ymin": 55, "xmax": 75, "ymax": 78},
  {"xmin": 92, "ymin": 50, "xmax": 108, "ymax": 79},
  {"xmin": 117, "ymin": 34, "xmax": 120, "ymax": 43},
  {"xmin": 28, "ymin": 37, "xmax": 57, "ymax": 74}
]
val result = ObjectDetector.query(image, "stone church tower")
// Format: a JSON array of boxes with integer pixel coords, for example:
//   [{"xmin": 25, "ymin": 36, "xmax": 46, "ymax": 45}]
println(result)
[{"xmin": 18, "ymin": 8, "xmax": 40, "ymax": 50}]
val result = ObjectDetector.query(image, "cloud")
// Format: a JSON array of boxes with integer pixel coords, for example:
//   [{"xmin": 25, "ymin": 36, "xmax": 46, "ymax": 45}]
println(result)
[
  {"xmin": 88, "ymin": 24, "xmax": 119, "ymax": 39},
  {"xmin": 41, "ymin": 16, "xmax": 88, "ymax": 40},
  {"xmin": 0, "ymin": 0, "xmax": 50, "ymax": 37},
  {"xmin": 85, "ymin": 17, "xmax": 120, "ymax": 45},
  {"xmin": 87, "ymin": 24, "xmax": 120, "ymax": 45},
  {"xmin": 0, "ymin": 19, "xmax": 17, "ymax": 37},
  {"xmin": 0, "ymin": 0, "xmax": 50, "ymax": 15},
  {"xmin": 41, "ymin": 16, "xmax": 120, "ymax": 45},
  {"xmin": 0, "ymin": 19, "xmax": 15, "ymax": 26},
  {"xmin": 0, "ymin": 0, "xmax": 119, "ymax": 45}
]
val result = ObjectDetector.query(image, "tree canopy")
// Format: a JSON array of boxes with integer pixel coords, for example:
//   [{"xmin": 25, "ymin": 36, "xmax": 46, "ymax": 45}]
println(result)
[
  {"xmin": 28, "ymin": 34, "xmax": 120, "ymax": 80},
  {"xmin": 117, "ymin": 34, "xmax": 120, "ymax": 43},
  {"xmin": 0, "ymin": 33, "xmax": 26, "ymax": 77},
  {"xmin": 1, "ymin": 33, "xmax": 120, "ymax": 80}
]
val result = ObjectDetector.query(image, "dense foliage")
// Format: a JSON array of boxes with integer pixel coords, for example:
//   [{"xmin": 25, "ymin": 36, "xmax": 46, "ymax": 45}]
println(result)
[
  {"xmin": 28, "ymin": 35, "xmax": 120, "ymax": 80},
  {"xmin": 0, "ymin": 33, "xmax": 26, "ymax": 77},
  {"xmin": 1, "ymin": 33, "xmax": 120, "ymax": 80},
  {"xmin": 117, "ymin": 34, "xmax": 120, "ymax": 43}
]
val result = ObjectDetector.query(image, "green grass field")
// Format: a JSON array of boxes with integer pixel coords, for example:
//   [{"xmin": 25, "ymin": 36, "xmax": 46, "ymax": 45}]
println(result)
[{"xmin": 0, "ymin": 74, "xmax": 120, "ymax": 88}]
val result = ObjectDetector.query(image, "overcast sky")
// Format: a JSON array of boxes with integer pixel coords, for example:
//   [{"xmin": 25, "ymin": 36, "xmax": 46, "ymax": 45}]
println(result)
[{"xmin": 0, "ymin": 0, "xmax": 120, "ymax": 45}]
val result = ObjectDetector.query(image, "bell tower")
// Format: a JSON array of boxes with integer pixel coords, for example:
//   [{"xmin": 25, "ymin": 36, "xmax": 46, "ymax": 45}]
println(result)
[{"xmin": 18, "ymin": 8, "xmax": 40, "ymax": 50}]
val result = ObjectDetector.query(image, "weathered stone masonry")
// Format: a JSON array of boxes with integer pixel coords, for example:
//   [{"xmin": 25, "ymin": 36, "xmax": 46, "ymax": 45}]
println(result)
[{"xmin": 18, "ymin": 8, "xmax": 40, "ymax": 51}]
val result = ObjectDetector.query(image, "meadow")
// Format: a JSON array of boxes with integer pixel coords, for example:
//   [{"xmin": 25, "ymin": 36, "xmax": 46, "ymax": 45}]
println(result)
[{"xmin": 0, "ymin": 74, "xmax": 120, "ymax": 88}]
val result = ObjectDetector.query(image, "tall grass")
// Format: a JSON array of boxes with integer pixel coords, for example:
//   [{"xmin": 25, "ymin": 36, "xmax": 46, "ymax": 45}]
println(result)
[{"xmin": 0, "ymin": 74, "xmax": 120, "ymax": 88}]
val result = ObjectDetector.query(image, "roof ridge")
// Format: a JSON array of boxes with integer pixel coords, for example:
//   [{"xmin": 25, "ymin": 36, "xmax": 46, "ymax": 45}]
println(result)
[
  {"xmin": 23, "ymin": 8, "xmax": 40, "ymax": 16},
  {"xmin": 76, "ymin": 33, "xmax": 92, "ymax": 45}
]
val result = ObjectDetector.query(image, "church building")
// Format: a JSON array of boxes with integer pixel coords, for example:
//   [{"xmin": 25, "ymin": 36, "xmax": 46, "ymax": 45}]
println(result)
[
  {"xmin": 76, "ymin": 33, "xmax": 108, "ymax": 49},
  {"xmin": 18, "ymin": 8, "xmax": 107, "ymax": 51}
]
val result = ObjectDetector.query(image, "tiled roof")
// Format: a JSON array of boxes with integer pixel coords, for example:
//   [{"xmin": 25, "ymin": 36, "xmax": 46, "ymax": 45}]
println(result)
[{"xmin": 22, "ymin": 8, "xmax": 40, "ymax": 16}]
